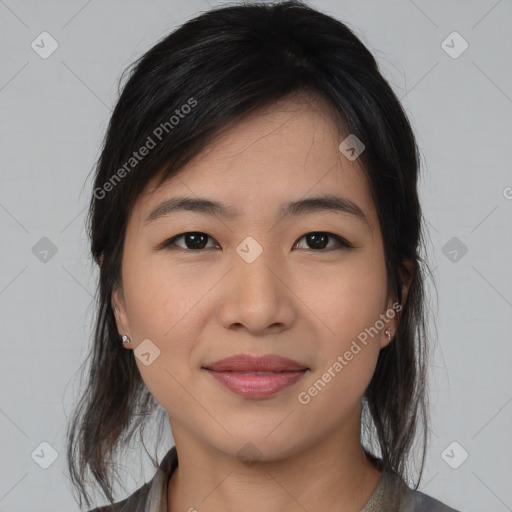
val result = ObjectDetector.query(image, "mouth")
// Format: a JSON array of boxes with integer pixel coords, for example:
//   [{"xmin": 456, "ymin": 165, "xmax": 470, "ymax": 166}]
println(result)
[
  {"xmin": 202, "ymin": 353, "xmax": 308, "ymax": 372},
  {"xmin": 202, "ymin": 354, "xmax": 309, "ymax": 398}
]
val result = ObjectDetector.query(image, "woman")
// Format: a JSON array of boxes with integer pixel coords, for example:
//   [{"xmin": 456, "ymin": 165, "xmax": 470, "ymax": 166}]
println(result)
[{"xmin": 66, "ymin": 1, "xmax": 462, "ymax": 511}]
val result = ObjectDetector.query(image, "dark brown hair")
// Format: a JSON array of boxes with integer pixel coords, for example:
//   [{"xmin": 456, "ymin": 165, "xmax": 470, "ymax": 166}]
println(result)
[{"xmin": 66, "ymin": 1, "xmax": 433, "ymax": 508}]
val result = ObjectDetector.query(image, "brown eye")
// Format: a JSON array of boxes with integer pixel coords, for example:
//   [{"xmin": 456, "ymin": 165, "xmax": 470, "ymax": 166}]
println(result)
[
  {"xmin": 293, "ymin": 232, "xmax": 353, "ymax": 251},
  {"xmin": 158, "ymin": 231, "xmax": 353, "ymax": 252},
  {"xmin": 162, "ymin": 232, "xmax": 219, "ymax": 251}
]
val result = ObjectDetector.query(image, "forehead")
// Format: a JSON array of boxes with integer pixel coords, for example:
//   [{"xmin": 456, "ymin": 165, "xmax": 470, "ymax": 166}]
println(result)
[{"xmin": 131, "ymin": 97, "xmax": 377, "ymax": 230}]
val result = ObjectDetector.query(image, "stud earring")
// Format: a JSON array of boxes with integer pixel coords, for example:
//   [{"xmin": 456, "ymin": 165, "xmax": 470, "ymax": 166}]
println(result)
[
  {"xmin": 121, "ymin": 335, "xmax": 131, "ymax": 344},
  {"xmin": 385, "ymin": 329, "xmax": 392, "ymax": 340}
]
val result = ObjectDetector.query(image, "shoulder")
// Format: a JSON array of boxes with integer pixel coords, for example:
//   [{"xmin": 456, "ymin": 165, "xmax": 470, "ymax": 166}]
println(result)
[
  {"xmin": 86, "ymin": 480, "xmax": 152, "ymax": 512},
  {"xmin": 377, "ymin": 469, "xmax": 463, "ymax": 512},
  {"xmin": 402, "ymin": 488, "xmax": 462, "ymax": 512},
  {"xmin": 85, "ymin": 445, "xmax": 178, "ymax": 512}
]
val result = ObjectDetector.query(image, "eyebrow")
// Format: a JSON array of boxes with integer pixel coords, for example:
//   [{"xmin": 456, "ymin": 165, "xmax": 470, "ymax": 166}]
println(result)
[{"xmin": 144, "ymin": 194, "xmax": 370, "ymax": 228}]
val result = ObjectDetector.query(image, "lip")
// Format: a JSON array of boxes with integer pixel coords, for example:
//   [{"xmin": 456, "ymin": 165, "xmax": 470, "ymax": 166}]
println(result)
[
  {"xmin": 202, "ymin": 354, "xmax": 309, "ymax": 399},
  {"xmin": 203, "ymin": 354, "xmax": 308, "ymax": 372}
]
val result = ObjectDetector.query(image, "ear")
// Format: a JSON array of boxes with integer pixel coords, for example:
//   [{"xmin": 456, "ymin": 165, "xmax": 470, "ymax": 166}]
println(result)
[
  {"xmin": 379, "ymin": 258, "xmax": 415, "ymax": 349},
  {"xmin": 379, "ymin": 294, "xmax": 399, "ymax": 349},
  {"xmin": 111, "ymin": 283, "xmax": 132, "ymax": 350},
  {"xmin": 399, "ymin": 258, "xmax": 415, "ymax": 302}
]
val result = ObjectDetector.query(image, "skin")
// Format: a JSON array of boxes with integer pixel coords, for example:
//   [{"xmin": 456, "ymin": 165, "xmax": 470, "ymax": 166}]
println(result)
[{"xmin": 112, "ymin": 94, "xmax": 410, "ymax": 512}]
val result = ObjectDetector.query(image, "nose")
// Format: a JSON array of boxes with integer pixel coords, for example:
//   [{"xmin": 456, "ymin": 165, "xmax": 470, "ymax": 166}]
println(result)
[{"xmin": 216, "ymin": 249, "xmax": 297, "ymax": 336}]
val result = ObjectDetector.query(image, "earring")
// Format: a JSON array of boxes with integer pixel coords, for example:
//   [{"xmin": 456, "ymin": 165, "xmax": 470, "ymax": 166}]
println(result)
[
  {"xmin": 121, "ymin": 335, "xmax": 131, "ymax": 344},
  {"xmin": 385, "ymin": 329, "xmax": 392, "ymax": 340}
]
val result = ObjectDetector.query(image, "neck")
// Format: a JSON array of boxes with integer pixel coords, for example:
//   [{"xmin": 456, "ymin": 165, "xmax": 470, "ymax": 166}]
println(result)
[{"xmin": 166, "ymin": 410, "xmax": 382, "ymax": 512}]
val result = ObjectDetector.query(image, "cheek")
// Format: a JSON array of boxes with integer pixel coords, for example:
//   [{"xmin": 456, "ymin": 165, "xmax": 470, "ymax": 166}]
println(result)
[
  {"xmin": 122, "ymin": 253, "xmax": 206, "ymax": 338},
  {"xmin": 122, "ymin": 257, "xmax": 213, "ymax": 398},
  {"xmin": 300, "ymin": 253, "xmax": 387, "ymax": 403},
  {"xmin": 298, "ymin": 265, "xmax": 386, "ymax": 413},
  {"xmin": 310, "ymin": 254, "xmax": 388, "ymax": 341}
]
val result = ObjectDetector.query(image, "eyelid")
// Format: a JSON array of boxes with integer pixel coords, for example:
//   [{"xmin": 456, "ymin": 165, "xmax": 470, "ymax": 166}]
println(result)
[
  {"xmin": 155, "ymin": 231, "xmax": 355, "ymax": 252},
  {"xmin": 154, "ymin": 232, "xmax": 219, "ymax": 252}
]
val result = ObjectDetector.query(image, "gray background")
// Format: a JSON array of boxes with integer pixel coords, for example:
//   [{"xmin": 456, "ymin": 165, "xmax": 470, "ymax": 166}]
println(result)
[{"xmin": 1, "ymin": 0, "xmax": 511, "ymax": 511}]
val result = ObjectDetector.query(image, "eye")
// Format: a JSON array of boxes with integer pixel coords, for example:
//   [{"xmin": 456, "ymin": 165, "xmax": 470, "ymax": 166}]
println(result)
[
  {"xmin": 158, "ymin": 231, "xmax": 353, "ymax": 252},
  {"xmin": 293, "ymin": 232, "xmax": 353, "ymax": 251},
  {"xmin": 160, "ymin": 232, "xmax": 220, "ymax": 251}
]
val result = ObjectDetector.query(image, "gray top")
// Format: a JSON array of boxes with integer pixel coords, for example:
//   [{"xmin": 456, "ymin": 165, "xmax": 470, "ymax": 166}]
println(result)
[{"xmin": 88, "ymin": 446, "xmax": 461, "ymax": 512}]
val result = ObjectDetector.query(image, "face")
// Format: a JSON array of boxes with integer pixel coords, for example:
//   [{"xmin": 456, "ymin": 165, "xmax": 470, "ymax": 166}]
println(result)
[{"xmin": 112, "ymin": 95, "xmax": 399, "ymax": 462}]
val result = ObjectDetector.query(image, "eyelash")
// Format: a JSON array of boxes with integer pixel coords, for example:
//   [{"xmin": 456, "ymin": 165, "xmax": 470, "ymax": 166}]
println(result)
[{"xmin": 157, "ymin": 231, "xmax": 354, "ymax": 252}]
